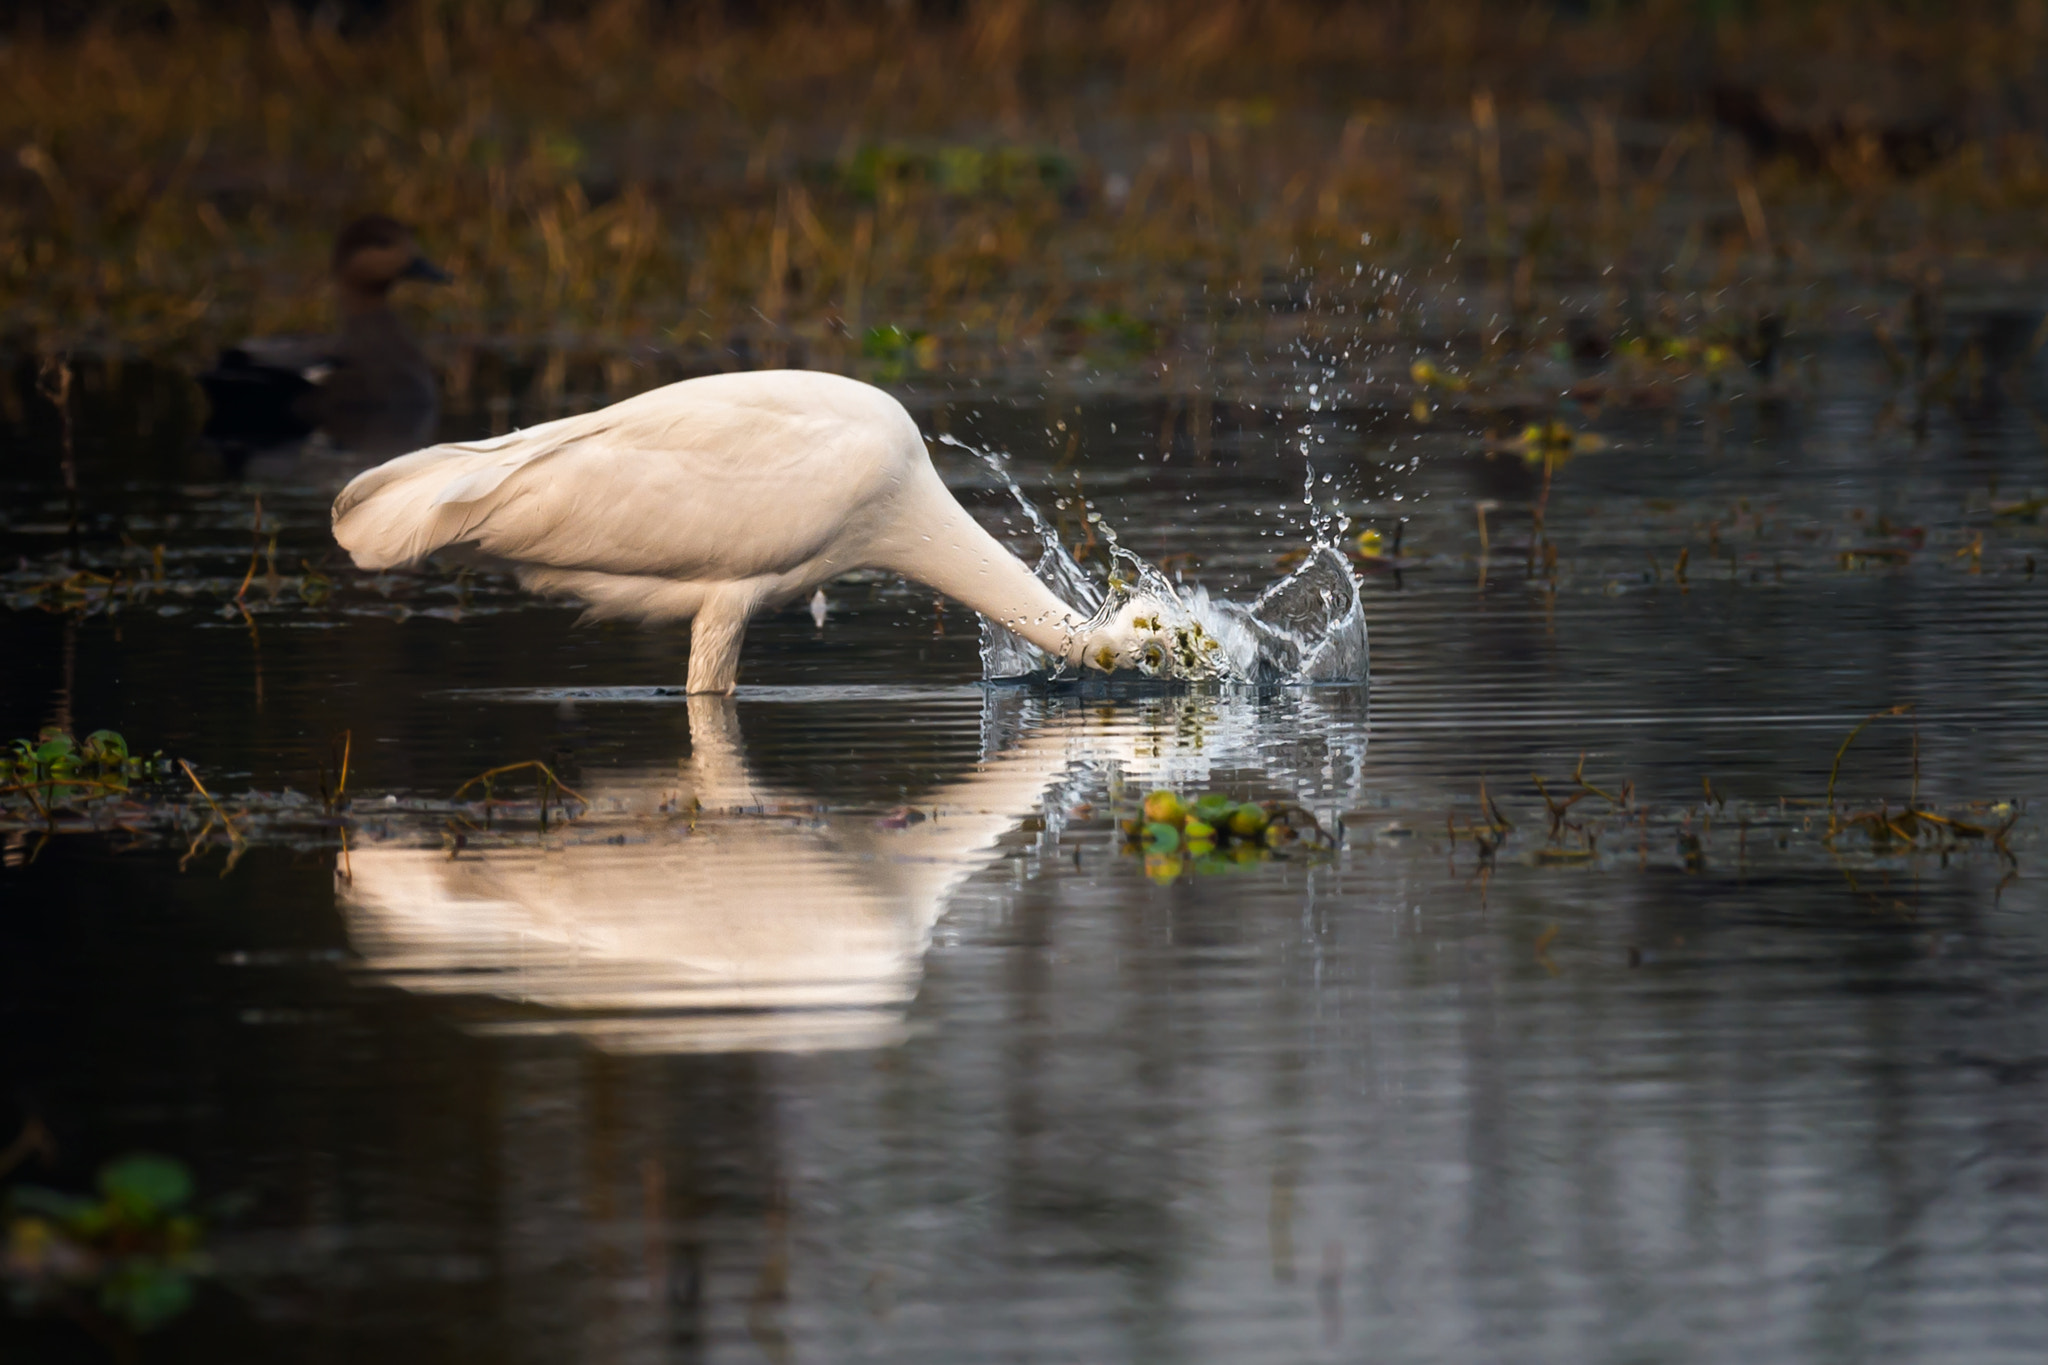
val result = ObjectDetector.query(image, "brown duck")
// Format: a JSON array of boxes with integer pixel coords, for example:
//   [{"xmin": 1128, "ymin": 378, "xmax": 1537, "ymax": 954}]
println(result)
[{"xmin": 200, "ymin": 215, "xmax": 450, "ymax": 458}]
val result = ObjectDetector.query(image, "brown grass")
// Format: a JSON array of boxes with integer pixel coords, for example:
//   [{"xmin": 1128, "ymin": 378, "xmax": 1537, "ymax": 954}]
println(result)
[{"xmin": 5, "ymin": 1, "xmax": 2048, "ymax": 381}]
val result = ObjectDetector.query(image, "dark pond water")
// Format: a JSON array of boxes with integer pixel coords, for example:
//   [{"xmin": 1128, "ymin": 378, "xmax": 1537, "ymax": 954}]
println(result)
[{"xmin": 3, "ymin": 328, "xmax": 2046, "ymax": 1361}]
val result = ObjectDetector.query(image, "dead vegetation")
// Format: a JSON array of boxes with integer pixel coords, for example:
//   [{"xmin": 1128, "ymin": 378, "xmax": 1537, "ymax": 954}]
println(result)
[
  {"xmin": 5, "ymin": 0, "xmax": 2048, "ymax": 395},
  {"xmin": 1443, "ymin": 708, "xmax": 2023, "ymax": 900}
]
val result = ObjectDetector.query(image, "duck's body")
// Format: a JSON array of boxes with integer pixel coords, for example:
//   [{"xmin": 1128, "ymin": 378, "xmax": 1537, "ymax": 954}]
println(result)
[
  {"xmin": 319, "ymin": 307, "xmax": 441, "ymax": 424},
  {"xmin": 333, "ymin": 370, "xmax": 1163, "ymax": 691},
  {"xmin": 200, "ymin": 215, "xmax": 447, "ymax": 458}
]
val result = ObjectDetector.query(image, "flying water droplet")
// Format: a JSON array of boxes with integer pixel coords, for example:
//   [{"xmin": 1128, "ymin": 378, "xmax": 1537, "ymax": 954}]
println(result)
[{"xmin": 938, "ymin": 434, "xmax": 1366, "ymax": 685}]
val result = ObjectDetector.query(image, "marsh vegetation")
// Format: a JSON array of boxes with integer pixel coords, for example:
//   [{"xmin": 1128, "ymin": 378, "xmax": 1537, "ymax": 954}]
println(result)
[{"xmin": 7, "ymin": 1, "xmax": 2048, "ymax": 394}]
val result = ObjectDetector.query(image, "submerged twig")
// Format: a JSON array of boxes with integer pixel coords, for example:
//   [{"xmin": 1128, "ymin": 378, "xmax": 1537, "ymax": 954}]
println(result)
[
  {"xmin": 1530, "ymin": 771, "xmax": 1590, "ymax": 842},
  {"xmin": 178, "ymin": 760, "xmax": 245, "ymax": 852},
  {"xmin": 453, "ymin": 760, "xmax": 590, "ymax": 831},
  {"xmin": 1826, "ymin": 704, "xmax": 1914, "ymax": 835},
  {"xmin": 1480, "ymin": 777, "xmax": 1513, "ymax": 832},
  {"xmin": 1571, "ymin": 753, "xmax": 1626, "ymax": 807},
  {"xmin": 317, "ymin": 730, "xmax": 353, "ymax": 814}
]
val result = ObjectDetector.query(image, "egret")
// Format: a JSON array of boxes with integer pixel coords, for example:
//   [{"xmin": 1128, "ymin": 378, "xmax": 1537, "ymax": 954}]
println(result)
[{"xmin": 332, "ymin": 369, "xmax": 1173, "ymax": 692}]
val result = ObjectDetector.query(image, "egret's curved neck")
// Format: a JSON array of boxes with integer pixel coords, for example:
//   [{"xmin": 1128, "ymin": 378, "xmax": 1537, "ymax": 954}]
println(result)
[{"xmin": 869, "ymin": 463, "xmax": 1092, "ymax": 666}]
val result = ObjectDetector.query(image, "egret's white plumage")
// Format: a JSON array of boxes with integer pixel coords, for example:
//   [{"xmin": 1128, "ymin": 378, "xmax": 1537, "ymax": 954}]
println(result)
[{"xmin": 332, "ymin": 370, "xmax": 1166, "ymax": 691}]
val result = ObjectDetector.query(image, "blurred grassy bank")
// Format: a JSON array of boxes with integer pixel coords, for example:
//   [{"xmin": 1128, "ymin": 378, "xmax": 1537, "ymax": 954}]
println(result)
[{"xmin": 6, "ymin": 1, "xmax": 2048, "ymax": 396}]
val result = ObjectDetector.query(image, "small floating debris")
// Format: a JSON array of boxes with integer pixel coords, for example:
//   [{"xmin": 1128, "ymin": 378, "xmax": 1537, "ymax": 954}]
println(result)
[{"xmin": 1500, "ymin": 420, "xmax": 1607, "ymax": 464}]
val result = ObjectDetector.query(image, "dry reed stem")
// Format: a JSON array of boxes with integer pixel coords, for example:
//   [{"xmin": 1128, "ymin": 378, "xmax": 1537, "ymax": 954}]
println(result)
[
  {"xmin": 177, "ymin": 758, "xmax": 243, "ymax": 845},
  {"xmin": 1826, "ymin": 704, "xmax": 1914, "ymax": 833}
]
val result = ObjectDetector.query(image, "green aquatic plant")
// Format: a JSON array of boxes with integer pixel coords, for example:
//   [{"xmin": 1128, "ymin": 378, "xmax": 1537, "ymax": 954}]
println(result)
[
  {"xmin": 0, "ymin": 725, "xmax": 612, "ymax": 867},
  {"xmin": 860, "ymin": 324, "xmax": 938, "ymax": 381},
  {"xmin": 1509, "ymin": 420, "xmax": 1606, "ymax": 467},
  {"xmin": 1614, "ymin": 334, "xmax": 1738, "ymax": 374},
  {"xmin": 840, "ymin": 142, "xmax": 1075, "ymax": 203},
  {"xmin": 1123, "ymin": 786, "xmax": 1330, "ymax": 882},
  {"xmin": 1076, "ymin": 308, "xmax": 1159, "ymax": 354},
  {"xmin": 1, "ymin": 728, "xmax": 166, "ymax": 818},
  {"xmin": 4, "ymin": 1152, "xmax": 209, "ymax": 1333}
]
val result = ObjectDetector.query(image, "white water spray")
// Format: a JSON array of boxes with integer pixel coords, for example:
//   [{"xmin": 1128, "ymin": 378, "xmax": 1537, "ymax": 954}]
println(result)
[{"xmin": 937, "ymin": 434, "xmax": 1368, "ymax": 685}]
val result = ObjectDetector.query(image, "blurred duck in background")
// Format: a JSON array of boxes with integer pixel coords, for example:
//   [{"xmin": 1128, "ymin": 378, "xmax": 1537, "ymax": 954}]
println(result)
[{"xmin": 199, "ymin": 214, "xmax": 450, "ymax": 462}]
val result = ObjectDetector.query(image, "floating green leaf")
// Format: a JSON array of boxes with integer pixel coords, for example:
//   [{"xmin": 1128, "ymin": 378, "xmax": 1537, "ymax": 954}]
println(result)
[{"xmin": 100, "ymin": 1153, "xmax": 194, "ymax": 1218}]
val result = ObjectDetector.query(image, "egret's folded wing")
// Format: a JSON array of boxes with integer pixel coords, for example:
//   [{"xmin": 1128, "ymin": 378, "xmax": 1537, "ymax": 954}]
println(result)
[
  {"xmin": 330, "ymin": 406, "xmax": 625, "ymax": 569},
  {"xmin": 331, "ymin": 372, "xmax": 919, "ymax": 577}
]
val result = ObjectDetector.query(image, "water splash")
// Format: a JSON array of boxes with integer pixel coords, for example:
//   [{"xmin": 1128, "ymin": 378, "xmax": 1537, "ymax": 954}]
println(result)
[{"xmin": 937, "ymin": 435, "xmax": 1368, "ymax": 686}]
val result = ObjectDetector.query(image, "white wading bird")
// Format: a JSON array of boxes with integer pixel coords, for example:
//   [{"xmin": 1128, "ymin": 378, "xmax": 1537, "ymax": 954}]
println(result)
[{"xmin": 332, "ymin": 370, "xmax": 1171, "ymax": 692}]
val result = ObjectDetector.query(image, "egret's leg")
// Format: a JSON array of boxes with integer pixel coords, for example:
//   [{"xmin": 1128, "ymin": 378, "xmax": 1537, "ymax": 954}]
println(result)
[{"xmin": 686, "ymin": 587, "xmax": 760, "ymax": 694}]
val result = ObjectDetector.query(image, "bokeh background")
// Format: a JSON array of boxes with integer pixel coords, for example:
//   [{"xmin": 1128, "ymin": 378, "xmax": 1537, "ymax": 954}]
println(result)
[{"xmin": 7, "ymin": 0, "xmax": 2046, "ymax": 426}]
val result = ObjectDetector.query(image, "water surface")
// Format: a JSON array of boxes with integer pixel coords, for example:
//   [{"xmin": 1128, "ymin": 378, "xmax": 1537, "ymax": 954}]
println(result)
[{"xmin": 3, "ymin": 335, "xmax": 2046, "ymax": 1362}]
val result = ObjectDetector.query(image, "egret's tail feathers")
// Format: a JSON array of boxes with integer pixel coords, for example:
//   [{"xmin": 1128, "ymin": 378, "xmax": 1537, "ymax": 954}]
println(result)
[
  {"xmin": 331, "ymin": 446, "xmax": 501, "ymax": 569},
  {"xmin": 330, "ymin": 415, "xmax": 614, "ymax": 569}
]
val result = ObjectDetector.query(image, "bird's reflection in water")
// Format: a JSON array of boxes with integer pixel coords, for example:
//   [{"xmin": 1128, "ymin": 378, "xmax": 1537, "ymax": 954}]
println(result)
[{"xmin": 339, "ymin": 687, "xmax": 1368, "ymax": 1054}]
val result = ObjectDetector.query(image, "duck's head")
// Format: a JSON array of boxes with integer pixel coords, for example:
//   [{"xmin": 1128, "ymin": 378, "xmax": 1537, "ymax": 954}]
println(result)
[
  {"xmin": 1076, "ymin": 593, "xmax": 1216, "ymax": 678},
  {"xmin": 333, "ymin": 215, "xmax": 451, "ymax": 309}
]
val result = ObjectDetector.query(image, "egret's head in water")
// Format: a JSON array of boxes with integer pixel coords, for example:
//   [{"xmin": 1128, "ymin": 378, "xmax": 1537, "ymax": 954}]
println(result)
[{"xmin": 1076, "ymin": 593, "xmax": 1224, "ymax": 679}]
